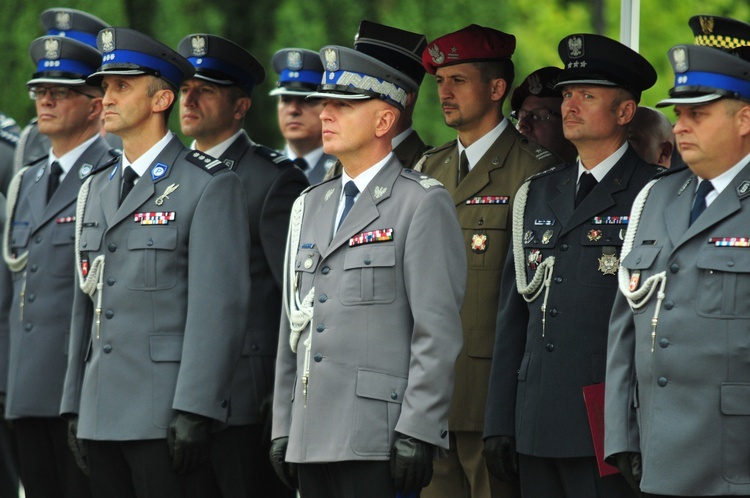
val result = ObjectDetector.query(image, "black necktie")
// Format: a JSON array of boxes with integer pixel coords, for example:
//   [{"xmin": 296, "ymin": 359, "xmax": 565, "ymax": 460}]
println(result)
[
  {"xmin": 575, "ymin": 172, "xmax": 598, "ymax": 207},
  {"xmin": 47, "ymin": 161, "xmax": 63, "ymax": 202},
  {"xmin": 458, "ymin": 151, "xmax": 470, "ymax": 184},
  {"xmin": 690, "ymin": 180, "xmax": 714, "ymax": 225},
  {"xmin": 294, "ymin": 157, "xmax": 309, "ymax": 171},
  {"xmin": 337, "ymin": 181, "xmax": 359, "ymax": 230},
  {"xmin": 120, "ymin": 166, "xmax": 139, "ymax": 207}
]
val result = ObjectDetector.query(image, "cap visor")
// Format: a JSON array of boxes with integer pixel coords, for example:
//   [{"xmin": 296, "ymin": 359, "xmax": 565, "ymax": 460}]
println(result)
[
  {"xmin": 193, "ymin": 73, "xmax": 235, "ymax": 86},
  {"xmin": 554, "ymin": 78, "xmax": 618, "ymax": 89},
  {"xmin": 87, "ymin": 68, "xmax": 148, "ymax": 85},
  {"xmin": 269, "ymin": 87, "xmax": 317, "ymax": 97},
  {"xmin": 305, "ymin": 91, "xmax": 372, "ymax": 101},
  {"xmin": 656, "ymin": 93, "xmax": 724, "ymax": 107},
  {"xmin": 27, "ymin": 77, "xmax": 87, "ymax": 86}
]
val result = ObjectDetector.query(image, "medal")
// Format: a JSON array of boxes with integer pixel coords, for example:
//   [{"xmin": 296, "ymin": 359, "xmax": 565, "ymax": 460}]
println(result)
[
  {"xmin": 587, "ymin": 229, "xmax": 603, "ymax": 242},
  {"xmin": 528, "ymin": 249, "xmax": 543, "ymax": 270},
  {"xmin": 524, "ymin": 230, "xmax": 535, "ymax": 245},
  {"xmin": 542, "ymin": 230, "xmax": 553, "ymax": 245},
  {"xmin": 598, "ymin": 247, "xmax": 619, "ymax": 275},
  {"xmin": 629, "ymin": 271, "xmax": 640, "ymax": 291},
  {"xmin": 471, "ymin": 233, "xmax": 488, "ymax": 253}
]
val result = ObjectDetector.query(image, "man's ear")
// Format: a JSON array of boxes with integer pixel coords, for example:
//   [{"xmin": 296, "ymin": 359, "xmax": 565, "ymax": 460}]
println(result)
[{"xmin": 153, "ymin": 89, "xmax": 175, "ymax": 113}]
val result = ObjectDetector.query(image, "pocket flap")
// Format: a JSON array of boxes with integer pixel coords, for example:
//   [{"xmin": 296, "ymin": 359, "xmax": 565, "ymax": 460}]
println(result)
[
  {"xmin": 344, "ymin": 245, "xmax": 396, "ymax": 269},
  {"xmin": 295, "ymin": 249, "xmax": 321, "ymax": 274},
  {"xmin": 721, "ymin": 383, "xmax": 750, "ymax": 415},
  {"xmin": 79, "ymin": 228, "xmax": 104, "ymax": 252},
  {"xmin": 356, "ymin": 369, "xmax": 407, "ymax": 404},
  {"xmin": 150, "ymin": 335, "xmax": 183, "ymax": 362},
  {"xmin": 622, "ymin": 246, "xmax": 662, "ymax": 270},
  {"xmin": 10, "ymin": 225, "xmax": 31, "ymax": 249},
  {"xmin": 53, "ymin": 224, "xmax": 76, "ymax": 246},
  {"xmin": 698, "ymin": 249, "xmax": 750, "ymax": 273},
  {"xmin": 128, "ymin": 227, "xmax": 178, "ymax": 250}
]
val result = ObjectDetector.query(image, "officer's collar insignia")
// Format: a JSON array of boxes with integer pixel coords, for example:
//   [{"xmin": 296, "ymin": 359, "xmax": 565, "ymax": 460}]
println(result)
[
  {"xmin": 373, "ymin": 186, "xmax": 387, "ymax": 199},
  {"xmin": 678, "ymin": 176, "xmax": 693, "ymax": 195},
  {"xmin": 35, "ymin": 167, "xmax": 45, "ymax": 182},
  {"xmin": 287, "ymin": 50, "xmax": 303, "ymax": 71},
  {"xmin": 55, "ymin": 11, "xmax": 71, "ymax": 30},
  {"xmin": 324, "ymin": 188, "xmax": 335, "ymax": 201},
  {"xmin": 223, "ymin": 159, "xmax": 235, "ymax": 169},
  {"xmin": 191, "ymin": 35, "xmax": 207, "ymax": 57},
  {"xmin": 150, "ymin": 162, "xmax": 169, "ymax": 181},
  {"xmin": 101, "ymin": 29, "xmax": 115, "ymax": 53},
  {"xmin": 324, "ymin": 48, "xmax": 339, "ymax": 72},
  {"xmin": 45, "ymin": 38, "xmax": 60, "ymax": 60},
  {"xmin": 155, "ymin": 183, "xmax": 179, "ymax": 206},
  {"xmin": 428, "ymin": 44, "xmax": 445, "ymax": 65},
  {"xmin": 79, "ymin": 163, "xmax": 93, "ymax": 179},
  {"xmin": 567, "ymin": 36, "xmax": 584, "ymax": 58},
  {"xmin": 737, "ymin": 180, "xmax": 750, "ymax": 197}
]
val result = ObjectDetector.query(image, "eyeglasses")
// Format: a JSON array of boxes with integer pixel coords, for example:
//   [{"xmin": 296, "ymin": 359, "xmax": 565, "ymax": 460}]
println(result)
[
  {"xmin": 28, "ymin": 86, "xmax": 97, "ymax": 101},
  {"xmin": 511, "ymin": 108, "xmax": 562, "ymax": 122}
]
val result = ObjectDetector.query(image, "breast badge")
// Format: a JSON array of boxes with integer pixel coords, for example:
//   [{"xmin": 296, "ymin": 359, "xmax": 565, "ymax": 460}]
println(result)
[
  {"xmin": 528, "ymin": 249, "xmax": 543, "ymax": 270},
  {"xmin": 471, "ymin": 233, "xmax": 487, "ymax": 253},
  {"xmin": 598, "ymin": 247, "xmax": 619, "ymax": 275}
]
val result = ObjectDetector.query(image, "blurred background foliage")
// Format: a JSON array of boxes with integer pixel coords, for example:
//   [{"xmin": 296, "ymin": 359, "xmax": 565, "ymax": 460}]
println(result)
[{"xmin": 0, "ymin": 0, "xmax": 748, "ymax": 149}]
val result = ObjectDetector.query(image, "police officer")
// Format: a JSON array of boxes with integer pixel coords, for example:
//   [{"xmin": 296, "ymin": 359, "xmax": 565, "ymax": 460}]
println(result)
[
  {"xmin": 3, "ymin": 34, "xmax": 111, "ymax": 498},
  {"xmin": 606, "ymin": 44, "xmax": 750, "ymax": 498},
  {"xmin": 511, "ymin": 66, "xmax": 578, "ymax": 164},
  {"xmin": 484, "ymin": 33, "xmax": 660, "ymax": 497},
  {"xmin": 628, "ymin": 106, "xmax": 675, "ymax": 168},
  {"xmin": 324, "ymin": 21, "xmax": 431, "ymax": 183},
  {"xmin": 0, "ymin": 114, "xmax": 21, "ymax": 193},
  {"xmin": 14, "ymin": 8, "xmax": 113, "ymax": 174},
  {"xmin": 269, "ymin": 48, "xmax": 335, "ymax": 184},
  {"xmin": 59, "ymin": 28, "xmax": 251, "ymax": 497},
  {"xmin": 689, "ymin": 14, "xmax": 750, "ymax": 61},
  {"xmin": 177, "ymin": 33, "xmax": 308, "ymax": 498},
  {"xmin": 269, "ymin": 45, "xmax": 465, "ymax": 497},
  {"xmin": 417, "ymin": 24, "xmax": 559, "ymax": 498}
]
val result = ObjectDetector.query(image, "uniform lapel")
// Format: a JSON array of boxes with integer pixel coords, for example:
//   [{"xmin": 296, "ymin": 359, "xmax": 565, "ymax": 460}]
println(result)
[
  {"xmin": 559, "ymin": 147, "xmax": 634, "ymax": 237},
  {"xmin": 312, "ymin": 182, "xmax": 339, "ymax": 256},
  {"xmin": 548, "ymin": 165, "xmax": 576, "ymax": 230},
  {"xmin": 323, "ymin": 156, "xmax": 399, "ymax": 258},
  {"xmin": 452, "ymin": 128, "xmax": 515, "ymax": 205},
  {"xmin": 663, "ymin": 171, "xmax": 694, "ymax": 249},
  {"xmin": 25, "ymin": 164, "xmax": 48, "ymax": 229},
  {"xmin": 674, "ymin": 162, "xmax": 750, "ymax": 251}
]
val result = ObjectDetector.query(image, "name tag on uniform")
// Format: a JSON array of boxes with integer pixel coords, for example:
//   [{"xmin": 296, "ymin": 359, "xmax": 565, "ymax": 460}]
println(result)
[{"xmin": 349, "ymin": 228, "xmax": 394, "ymax": 247}]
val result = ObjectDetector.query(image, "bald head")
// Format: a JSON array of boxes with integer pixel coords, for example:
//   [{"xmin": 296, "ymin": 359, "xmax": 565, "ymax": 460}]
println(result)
[{"xmin": 628, "ymin": 106, "xmax": 674, "ymax": 167}]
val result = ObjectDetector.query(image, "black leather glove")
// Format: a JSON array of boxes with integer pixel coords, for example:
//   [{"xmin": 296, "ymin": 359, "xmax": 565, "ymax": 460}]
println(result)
[
  {"xmin": 614, "ymin": 452, "xmax": 644, "ymax": 497},
  {"xmin": 66, "ymin": 416, "xmax": 90, "ymax": 476},
  {"xmin": 483, "ymin": 435, "xmax": 519, "ymax": 485},
  {"xmin": 390, "ymin": 433, "xmax": 434, "ymax": 492},
  {"xmin": 167, "ymin": 411, "xmax": 212, "ymax": 474},
  {"xmin": 269, "ymin": 436, "xmax": 297, "ymax": 490}
]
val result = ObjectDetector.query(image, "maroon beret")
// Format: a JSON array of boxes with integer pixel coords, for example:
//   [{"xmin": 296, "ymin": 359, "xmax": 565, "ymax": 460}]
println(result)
[{"xmin": 422, "ymin": 24, "xmax": 515, "ymax": 75}]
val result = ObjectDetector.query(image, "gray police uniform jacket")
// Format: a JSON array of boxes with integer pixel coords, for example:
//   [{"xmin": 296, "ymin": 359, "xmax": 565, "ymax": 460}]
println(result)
[
  {"xmin": 60, "ymin": 136, "xmax": 251, "ymax": 441},
  {"xmin": 420, "ymin": 126, "xmax": 559, "ymax": 432},
  {"xmin": 605, "ymin": 161, "xmax": 750, "ymax": 495},
  {"xmin": 0, "ymin": 195, "xmax": 12, "ymax": 403},
  {"xmin": 272, "ymin": 155, "xmax": 466, "ymax": 462},
  {"xmin": 218, "ymin": 131, "xmax": 308, "ymax": 425},
  {"xmin": 4, "ymin": 136, "xmax": 112, "ymax": 419},
  {"xmin": 306, "ymin": 152, "xmax": 337, "ymax": 185},
  {"xmin": 485, "ymin": 146, "xmax": 659, "ymax": 457}
]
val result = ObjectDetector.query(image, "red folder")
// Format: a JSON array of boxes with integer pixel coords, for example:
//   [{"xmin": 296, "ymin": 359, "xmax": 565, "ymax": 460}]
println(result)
[{"xmin": 582, "ymin": 383, "xmax": 619, "ymax": 477}]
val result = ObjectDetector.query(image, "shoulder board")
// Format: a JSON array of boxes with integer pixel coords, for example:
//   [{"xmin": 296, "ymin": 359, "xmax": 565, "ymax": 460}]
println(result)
[
  {"xmin": 302, "ymin": 174, "xmax": 339, "ymax": 195},
  {"xmin": 25, "ymin": 155, "xmax": 46, "ymax": 168},
  {"xmin": 422, "ymin": 139, "xmax": 457, "ymax": 157},
  {"xmin": 254, "ymin": 145, "xmax": 294, "ymax": 166},
  {"xmin": 0, "ymin": 127, "xmax": 19, "ymax": 146},
  {"xmin": 400, "ymin": 169, "xmax": 445, "ymax": 190},
  {"xmin": 109, "ymin": 148, "xmax": 122, "ymax": 157},
  {"xmin": 653, "ymin": 163, "xmax": 684, "ymax": 179},
  {"xmin": 525, "ymin": 163, "xmax": 569, "ymax": 183},
  {"xmin": 517, "ymin": 137, "xmax": 557, "ymax": 162},
  {"xmin": 186, "ymin": 150, "xmax": 227, "ymax": 174}
]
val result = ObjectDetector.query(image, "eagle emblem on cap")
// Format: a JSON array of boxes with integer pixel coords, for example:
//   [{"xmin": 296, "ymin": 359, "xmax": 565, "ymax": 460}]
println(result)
[
  {"xmin": 55, "ymin": 11, "xmax": 72, "ymax": 30},
  {"xmin": 672, "ymin": 47, "xmax": 688, "ymax": 73},
  {"xmin": 567, "ymin": 36, "xmax": 584, "ymax": 58},
  {"xmin": 528, "ymin": 73, "xmax": 542, "ymax": 95},
  {"xmin": 699, "ymin": 16, "xmax": 714, "ymax": 34},
  {"xmin": 44, "ymin": 38, "xmax": 60, "ymax": 60},
  {"xmin": 191, "ymin": 36, "xmax": 207, "ymax": 57},
  {"xmin": 101, "ymin": 29, "xmax": 115, "ymax": 53},
  {"xmin": 428, "ymin": 44, "xmax": 445, "ymax": 65},
  {"xmin": 287, "ymin": 50, "xmax": 303, "ymax": 71},
  {"xmin": 324, "ymin": 48, "xmax": 339, "ymax": 72}
]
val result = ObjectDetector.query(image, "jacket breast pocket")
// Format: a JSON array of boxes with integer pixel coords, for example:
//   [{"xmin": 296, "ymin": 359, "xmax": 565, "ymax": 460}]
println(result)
[
  {"xmin": 125, "ymin": 227, "xmax": 178, "ymax": 290},
  {"xmin": 352, "ymin": 369, "xmax": 407, "ymax": 456},
  {"xmin": 621, "ymin": 245, "xmax": 662, "ymax": 314},
  {"xmin": 10, "ymin": 225, "xmax": 31, "ymax": 253},
  {"xmin": 50, "ymin": 223, "xmax": 77, "ymax": 277},
  {"xmin": 577, "ymin": 223, "xmax": 626, "ymax": 287},
  {"xmin": 294, "ymin": 249, "xmax": 321, "ymax": 296},
  {"xmin": 340, "ymin": 245, "xmax": 396, "ymax": 305},
  {"xmin": 79, "ymin": 227, "xmax": 104, "ymax": 253},
  {"xmin": 697, "ymin": 249, "xmax": 750, "ymax": 318}
]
